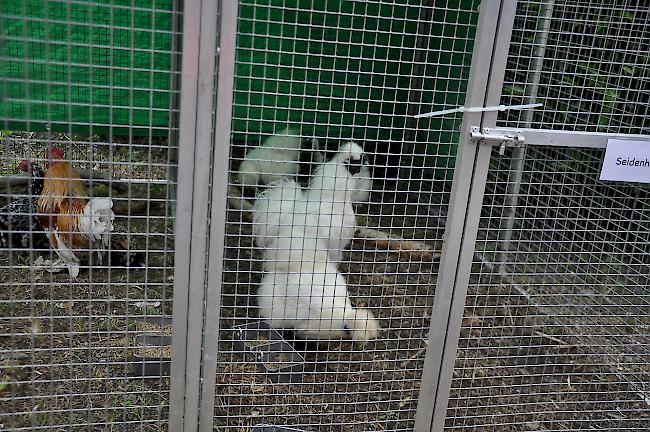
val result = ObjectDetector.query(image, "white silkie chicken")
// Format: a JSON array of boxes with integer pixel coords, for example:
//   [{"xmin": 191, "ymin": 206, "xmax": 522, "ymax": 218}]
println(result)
[
  {"xmin": 304, "ymin": 141, "xmax": 368, "ymax": 262},
  {"xmin": 258, "ymin": 227, "xmax": 380, "ymax": 343},
  {"xmin": 350, "ymin": 162, "xmax": 373, "ymax": 203},
  {"xmin": 252, "ymin": 141, "xmax": 369, "ymax": 263},
  {"xmin": 252, "ymin": 177, "xmax": 306, "ymax": 250},
  {"xmin": 237, "ymin": 127, "xmax": 303, "ymax": 191}
]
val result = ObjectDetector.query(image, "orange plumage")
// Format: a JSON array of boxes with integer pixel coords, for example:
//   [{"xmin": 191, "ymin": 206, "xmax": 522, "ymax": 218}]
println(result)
[
  {"xmin": 38, "ymin": 158, "xmax": 86, "ymax": 212},
  {"xmin": 37, "ymin": 148, "xmax": 90, "ymax": 248}
]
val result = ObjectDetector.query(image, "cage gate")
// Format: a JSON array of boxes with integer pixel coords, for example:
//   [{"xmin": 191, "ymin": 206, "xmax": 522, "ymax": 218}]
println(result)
[{"xmin": 200, "ymin": 0, "xmax": 517, "ymax": 431}]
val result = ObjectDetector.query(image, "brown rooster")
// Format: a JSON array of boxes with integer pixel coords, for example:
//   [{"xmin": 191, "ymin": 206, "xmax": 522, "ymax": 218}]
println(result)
[{"xmin": 38, "ymin": 147, "xmax": 115, "ymax": 278}]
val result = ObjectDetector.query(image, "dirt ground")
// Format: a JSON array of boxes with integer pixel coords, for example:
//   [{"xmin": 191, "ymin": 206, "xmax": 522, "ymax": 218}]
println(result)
[{"xmin": 1, "ymin": 134, "xmax": 647, "ymax": 431}]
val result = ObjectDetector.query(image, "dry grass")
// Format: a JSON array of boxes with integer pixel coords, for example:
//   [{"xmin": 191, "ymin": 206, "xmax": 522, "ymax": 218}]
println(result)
[{"xmin": 0, "ymin": 215, "xmax": 173, "ymax": 431}]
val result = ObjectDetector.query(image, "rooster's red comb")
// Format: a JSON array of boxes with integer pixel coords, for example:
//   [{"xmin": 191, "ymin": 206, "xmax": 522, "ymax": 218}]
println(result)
[
  {"xmin": 17, "ymin": 160, "xmax": 30, "ymax": 172},
  {"xmin": 47, "ymin": 147, "xmax": 65, "ymax": 159}
]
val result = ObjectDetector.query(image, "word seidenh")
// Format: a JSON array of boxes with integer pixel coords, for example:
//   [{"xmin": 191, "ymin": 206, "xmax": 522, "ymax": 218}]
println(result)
[{"xmin": 615, "ymin": 157, "xmax": 650, "ymax": 167}]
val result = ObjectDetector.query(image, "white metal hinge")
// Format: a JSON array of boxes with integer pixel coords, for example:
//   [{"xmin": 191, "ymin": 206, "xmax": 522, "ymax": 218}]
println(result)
[{"xmin": 470, "ymin": 126, "xmax": 525, "ymax": 155}]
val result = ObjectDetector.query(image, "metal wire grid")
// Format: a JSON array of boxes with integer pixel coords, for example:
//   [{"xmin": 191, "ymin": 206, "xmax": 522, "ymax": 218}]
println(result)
[
  {"xmin": 216, "ymin": 1, "xmax": 479, "ymax": 430},
  {"xmin": 499, "ymin": 0, "xmax": 649, "ymax": 135},
  {"xmin": 446, "ymin": 145, "xmax": 649, "ymax": 431},
  {"xmin": 0, "ymin": 1, "xmax": 181, "ymax": 430}
]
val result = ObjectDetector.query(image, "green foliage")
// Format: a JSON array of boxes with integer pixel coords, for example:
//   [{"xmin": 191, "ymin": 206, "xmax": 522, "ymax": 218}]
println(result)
[
  {"xmin": 0, "ymin": 375, "xmax": 9, "ymax": 393},
  {"xmin": 621, "ymin": 65, "xmax": 636, "ymax": 76},
  {"xmin": 503, "ymin": 85, "xmax": 526, "ymax": 96},
  {"xmin": 619, "ymin": 10, "xmax": 636, "ymax": 21}
]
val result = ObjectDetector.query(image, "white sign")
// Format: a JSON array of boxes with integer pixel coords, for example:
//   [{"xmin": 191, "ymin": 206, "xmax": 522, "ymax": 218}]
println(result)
[{"xmin": 600, "ymin": 139, "xmax": 650, "ymax": 183}]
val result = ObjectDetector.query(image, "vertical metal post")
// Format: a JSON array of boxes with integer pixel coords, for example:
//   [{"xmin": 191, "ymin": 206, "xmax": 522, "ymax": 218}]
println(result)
[
  {"xmin": 403, "ymin": 0, "xmax": 435, "ymax": 173},
  {"xmin": 413, "ymin": 1, "xmax": 518, "ymax": 431},
  {"xmin": 168, "ymin": 0, "xmax": 184, "ymax": 218},
  {"xmin": 198, "ymin": 1, "xmax": 238, "ymax": 430},
  {"xmin": 497, "ymin": 0, "xmax": 554, "ymax": 272},
  {"xmin": 169, "ymin": 0, "xmax": 220, "ymax": 431}
]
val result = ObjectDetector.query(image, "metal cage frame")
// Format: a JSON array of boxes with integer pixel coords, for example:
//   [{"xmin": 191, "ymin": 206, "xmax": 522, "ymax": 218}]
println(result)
[{"xmin": 1, "ymin": 0, "xmax": 647, "ymax": 431}]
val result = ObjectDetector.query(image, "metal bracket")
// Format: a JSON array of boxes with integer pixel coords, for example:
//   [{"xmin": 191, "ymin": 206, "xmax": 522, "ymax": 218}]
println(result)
[{"xmin": 470, "ymin": 126, "xmax": 525, "ymax": 155}]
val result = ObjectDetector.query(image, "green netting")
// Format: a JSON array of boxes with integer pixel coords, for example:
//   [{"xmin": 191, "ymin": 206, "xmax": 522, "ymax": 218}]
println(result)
[
  {"xmin": 234, "ymin": 1, "xmax": 478, "ymax": 144},
  {"xmin": 1, "ymin": 0, "xmax": 478, "ymax": 174},
  {"xmin": 234, "ymin": 1, "xmax": 423, "ymax": 142},
  {"xmin": 0, "ymin": 0, "xmax": 175, "ymax": 136}
]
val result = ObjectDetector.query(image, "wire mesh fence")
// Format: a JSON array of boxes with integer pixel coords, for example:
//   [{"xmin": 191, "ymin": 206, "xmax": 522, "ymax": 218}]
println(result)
[
  {"xmin": 1, "ymin": 0, "xmax": 648, "ymax": 431},
  {"xmin": 500, "ymin": 0, "xmax": 649, "ymax": 134},
  {"xmin": 0, "ymin": 1, "xmax": 181, "ymax": 430},
  {"xmin": 446, "ymin": 1, "xmax": 649, "ymax": 430},
  {"xmin": 447, "ymin": 145, "xmax": 649, "ymax": 431},
  {"xmin": 216, "ymin": 1, "xmax": 480, "ymax": 430}
]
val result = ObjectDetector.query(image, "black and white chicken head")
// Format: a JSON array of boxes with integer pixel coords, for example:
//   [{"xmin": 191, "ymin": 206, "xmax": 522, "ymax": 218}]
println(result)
[{"xmin": 335, "ymin": 141, "xmax": 369, "ymax": 176}]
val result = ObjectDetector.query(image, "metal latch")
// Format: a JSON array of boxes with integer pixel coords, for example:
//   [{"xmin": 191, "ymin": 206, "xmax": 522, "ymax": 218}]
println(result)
[{"xmin": 470, "ymin": 126, "xmax": 525, "ymax": 155}]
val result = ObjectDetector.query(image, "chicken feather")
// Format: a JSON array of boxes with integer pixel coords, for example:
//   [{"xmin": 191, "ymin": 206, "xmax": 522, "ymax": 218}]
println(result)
[
  {"xmin": 0, "ymin": 162, "xmax": 50, "ymax": 251},
  {"xmin": 238, "ymin": 127, "xmax": 302, "ymax": 191},
  {"xmin": 252, "ymin": 141, "xmax": 369, "ymax": 263},
  {"xmin": 259, "ymin": 225, "xmax": 379, "ymax": 343},
  {"xmin": 38, "ymin": 148, "xmax": 115, "ymax": 278}
]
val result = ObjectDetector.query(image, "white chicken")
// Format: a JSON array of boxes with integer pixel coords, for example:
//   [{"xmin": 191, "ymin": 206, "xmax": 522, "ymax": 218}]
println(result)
[
  {"xmin": 252, "ymin": 141, "xmax": 369, "ymax": 263},
  {"xmin": 46, "ymin": 197, "xmax": 114, "ymax": 278},
  {"xmin": 237, "ymin": 127, "xmax": 303, "ymax": 190},
  {"xmin": 304, "ymin": 141, "xmax": 368, "ymax": 262},
  {"xmin": 252, "ymin": 178, "xmax": 306, "ymax": 250},
  {"xmin": 351, "ymin": 164, "xmax": 373, "ymax": 203},
  {"xmin": 258, "ymin": 228, "xmax": 379, "ymax": 343}
]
